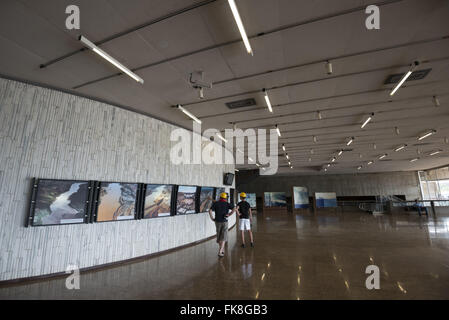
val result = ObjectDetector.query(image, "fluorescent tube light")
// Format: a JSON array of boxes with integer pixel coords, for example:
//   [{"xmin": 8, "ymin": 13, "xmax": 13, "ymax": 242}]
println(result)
[
  {"xmin": 248, "ymin": 157, "xmax": 254, "ymax": 162},
  {"xmin": 177, "ymin": 105, "xmax": 202, "ymax": 124},
  {"xmin": 228, "ymin": 0, "xmax": 253, "ymax": 55},
  {"xmin": 327, "ymin": 163, "xmax": 331, "ymax": 167},
  {"xmin": 394, "ymin": 144, "xmax": 407, "ymax": 152},
  {"xmin": 361, "ymin": 113, "xmax": 374, "ymax": 129},
  {"xmin": 256, "ymin": 163, "xmax": 260, "ymax": 167},
  {"xmin": 286, "ymin": 154, "xmax": 289, "ymax": 160},
  {"xmin": 357, "ymin": 166, "xmax": 362, "ymax": 170},
  {"xmin": 390, "ymin": 61, "xmax": 419, "ymax": 96},
  {"xmin": 331, "ymin": 157, "xmax": 336, "ymax": 162},
  {"xmin": 346, "ymin": 137, "xmax": 354, "ymax": 146},
  {"xmin": 367, "ymin": 161, "xmax": 373, "ymax": 165},
  {"xmin": 275, "ymin": 125, "xmax": 281, "ymax": 137},
  {"xmin": 216, "ymin": 133, "xmax": 228, "ymax": 143},
  {"xmin": 418, "ymin": 130, "xmax": 436, "ymax": 141},
  {"xmin": 235, "ymin": 169, "xmax": 239, "ymax": 172},
  {"xmin": 282, "ymin": 144, "xmax": 286, "ymax": 152},
  {"xmin": 79, "ymin": 35, "xmax": 144, "ymax": 84},
  {"xmin": 338, "ymin": 150, "xmax": 343, "ymax": 156},
  {"xmin": 379, "ymin": 154, "xmax": 387, "ymax": 160},
  {"xmin": 263, "ymin": 89, "xmax": 273, "ymax": 113},
  {"xmin": 429, "ymin": 150, "xmax": 442, "ymax": 156},
  {"xmin": 410, "ymin": 158, "xmax": 419, "ymax": 162}
]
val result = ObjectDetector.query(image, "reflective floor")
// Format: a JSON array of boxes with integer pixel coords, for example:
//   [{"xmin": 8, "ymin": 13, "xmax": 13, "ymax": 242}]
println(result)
[{"xmin": 1, "ymin": 209, "xmax": 449, "ymax": 299}]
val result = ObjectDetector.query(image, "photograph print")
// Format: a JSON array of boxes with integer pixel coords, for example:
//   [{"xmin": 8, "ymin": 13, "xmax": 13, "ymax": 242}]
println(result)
[
  {"xmin": 264, "ymin": 192, "xmax": 287, "ymax": 207},
  {"xmin": 246, "ymin": 193, "xmax": 257, "ymax": 209},
  {"xmin": 315, "ymin": 192, "xmax": 338, "ymax": 208},
  {"xmin": 176, "ymin": 185, "xmax": 197, "ymax": 215},
  {"xmin": 215, "ymin": 187, "xmax": 225, "ymax": 200},
  {"xmin": 144, "ymin": 184, "xmax": 172, "ymax": 218},
  {"xmin": 199, "ymin": 187, "xmax": 214, "ymax": 213},
  {"xmin": 96, "ymin": 183, "xmax": 138, "ymax": 222},
  {"xmin": 32, "ymin": 179, "xmax": 89, "ymax": 226},
  {"xmin": 293, "ymin": 186, "xmax": 309, "ymax": 209}
]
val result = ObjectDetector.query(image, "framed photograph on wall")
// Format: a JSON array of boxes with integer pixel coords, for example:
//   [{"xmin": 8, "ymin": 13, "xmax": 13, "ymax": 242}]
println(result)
[
  {"xmin": 293, "ymin": 186, "xmax": 309, "ymax": 209},
  {"xmin": 28, "ymin": 178, "xmax": 92, "ymax": 226},
  {"xmin": 198, "ymin": 187, "xmax": 214, "ymax": 213},
  {"xmin": 93, "ymin": 182, "xmax": 140, "ymax": 222},
  {"xmin": 215, "ymin": 187, "xmax": 225, "ymax": 200},
  {"xmin": 142, "ymin": 184, "xmax": 173, "ymax": 219},
  {"xmin": 315, "ymin": 192, "xmax": 338, "ymax": 208},
  {"xmin": 264, "ymin": 192, "xmax": 287, "ymax": 207},
  {"xmin": 176, "ymin": 185, "xmax": 197, "ymax": 215}
]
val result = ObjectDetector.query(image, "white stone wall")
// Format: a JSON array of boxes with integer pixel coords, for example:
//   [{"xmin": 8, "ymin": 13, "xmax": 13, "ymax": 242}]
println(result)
[{"xmin": 0, "ymin": 78, "xmax": 235, "ymax": 281}]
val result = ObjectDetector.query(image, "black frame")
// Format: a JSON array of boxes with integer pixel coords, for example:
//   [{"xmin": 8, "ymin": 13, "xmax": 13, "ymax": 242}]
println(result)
[
  {"xmin": 27, "ymin": 178, "xmax": 94, "ymax": 227},
  {"xmin": 173, "ymin": 185, "xmax": 199, "ymax": 215},
  {"xmin": 140, "ymin": 184, "xmax": 175, "ymax": 219},
  {"xmin": 197, "ymin": 186, "xmax": 215, "ymax": 213},
  {"xmin": 91, "ymin": 181, "xmax": 142, "ymax": 223}
]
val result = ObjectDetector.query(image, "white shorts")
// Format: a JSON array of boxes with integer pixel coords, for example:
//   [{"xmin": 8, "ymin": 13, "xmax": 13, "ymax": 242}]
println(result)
[{"xmin": 239, "ymin": 218, "xmax": 251, "ymax": 231}]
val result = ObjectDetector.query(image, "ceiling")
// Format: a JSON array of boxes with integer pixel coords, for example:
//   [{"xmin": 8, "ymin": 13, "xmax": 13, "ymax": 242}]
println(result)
[{"xmin": 1, "ymin": 0, "xmax": 449, "ymax": 175}]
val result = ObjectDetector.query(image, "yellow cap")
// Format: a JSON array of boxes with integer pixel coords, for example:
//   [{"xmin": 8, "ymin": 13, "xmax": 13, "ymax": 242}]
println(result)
[
  {"xmin": 220, "ymin": 192, "xmax": 227, "ymax": 199},
  {"xmin": 240, "ymin": 192, "xmax": 247, "ymax": 198}
]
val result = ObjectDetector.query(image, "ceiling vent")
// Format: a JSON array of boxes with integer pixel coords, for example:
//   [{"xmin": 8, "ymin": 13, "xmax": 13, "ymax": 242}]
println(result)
[
  {"xmin": 226, "ymin": 98, "xmax": 257, "ymax": 109},
  {"xmin": 384, "ymin": 68, "xmax": 432, "ymax": 84}
]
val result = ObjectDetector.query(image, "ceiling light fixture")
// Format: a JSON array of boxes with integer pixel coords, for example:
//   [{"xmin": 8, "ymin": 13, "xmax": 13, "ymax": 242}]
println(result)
[
  {"xmin": 331, "ymin": 157, "xmax": 336, "ymax": 163},
  {"xmin": 325, "ymin": 60, "xmax": 333, "ymax": 75},
  {"xmin": 410, "ymin": 158, "xmax": 419, "ymax": 162},
  {"xmin": 418, "ymin": 129, "xmax": 436, "ymax": 141},
  {"xmin": 327, "ymin": 163, "xmax": 331, "ymax": 167},
  {"xmin": 177, "ymin": 104, "xmax": 202, "ymax": 124},
  {"xmin": 395, "ymin": 127, "xmax": 400, "ymax": 135},
  {"xmin": 227, "ymin": 0, "xmax": 253, "ymax": 55},
  {"xmin": 346, "ymin": 137, "xmax": 355, "ymax": 146},
  {"xmin": 256, "ymin": 163, "xmax": 260, "ymax": 167},
  {"xmin": 433, "ymin": 95, "xmax": 440, "ymax": 107},
  {"xmin": 286, "ymin": 154, "xmax": 289, "ymax": 160},
  {"xmin": 216, "ymin": 133, "xmax": 228, "ymax": 143},
  {"xmin": 79, "ymin": 35, "xmax": 144, "ymax": 84},
  {"xmin": 357, "ymin": 166, "xmax": 362, "ymax": 170},
  {"xmin": 373, "ymin": 143, "xmax": 377, "ymax": 150},
  {"xmin": 367, "ymin": 161, "xmax": 374, "ymax": 165},
  {"xmin": 235, "ymin": 169, "xmax": 239, "ymax": 172},
  {"xmin": 338, "ymin": 150, "xmax": 343, "ymax": 156},
  {"xmin": 390, "ymin": 61, "xmax": 419, "ymax": 96},
  {"xmin": 429, "ymin": 150, "xmax": 442, "ymax": 156},
  {"xmin": 379, "ymin": 154, "xmax": 387, "ymax": 160},
  {"xmin": 394, "ymin": 144, "xmax": 407, "ymax": 152},
  {"xmin": 361, "ymin": 113, "xmax": 374, "ymax": 129},
  {"xmin": 313, "ymin": 136, "xmax": 317, "ymax": 143},
  {"xmin": 275, "ymin": 125, "xmax": 281, "ymax": 137},
  {"xmin": 317, "ymin": 111, "xmax": 322, "ymax": 120},
  {"xmin": 282, "ymin": 144, "xmax": 286, "ymax": 152},
  {"xmin": 262, "ymin": 89, "xmax": 273, "ymax": 113}
]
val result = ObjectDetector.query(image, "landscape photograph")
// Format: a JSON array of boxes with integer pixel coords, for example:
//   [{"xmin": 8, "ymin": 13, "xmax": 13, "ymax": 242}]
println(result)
[
  {"xmin": 33, "ymin": 179, "xmax": 88, "ymax": 225},
  {"xmin": 144, "ymin": 184, "xmax": 172, "ymax": 218},
  {"xmin": 264, "ymin": 192, "xmax": 287, "ymax": 207},
  {"xmin": 96, "ymin": 183, "xmax": 137, "ymax": 221},
  {"xmin": 199, "ymin": 187, "xmax": 214, "ymax": 213},
  {"xmin": 176, "ymin": 186, "xmax": 196, "ymax": 215}
]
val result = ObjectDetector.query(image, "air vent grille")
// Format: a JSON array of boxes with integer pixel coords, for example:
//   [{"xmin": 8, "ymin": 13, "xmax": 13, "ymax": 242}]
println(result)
[
  {"xmin": 384, "ymin": 68, "xmax": 432, "ymax": 84},
  {"xmin": 226, "ymin": 98, "xmax": 257, "ymax": 109}
]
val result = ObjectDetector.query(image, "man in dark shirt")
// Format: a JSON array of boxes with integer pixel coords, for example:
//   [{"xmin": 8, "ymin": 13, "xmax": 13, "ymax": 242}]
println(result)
[
  {"xmin": 209, "ymin": 192, "xmax": 235, "ymax": 257},
  {"xmin": 236, "ymin": 192, "xmax": 253, "ymax": 248}
]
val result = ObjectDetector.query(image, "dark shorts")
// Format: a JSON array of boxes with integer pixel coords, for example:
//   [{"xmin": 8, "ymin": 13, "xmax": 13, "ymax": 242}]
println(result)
[{"xmin": 215, "ymin": 221, "xmax": 228, "ymax": 243}]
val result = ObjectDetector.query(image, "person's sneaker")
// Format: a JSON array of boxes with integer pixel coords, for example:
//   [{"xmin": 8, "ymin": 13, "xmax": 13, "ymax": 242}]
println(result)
[
  {"xmin": 250, "ymin": 242, "xmax": 254, "ymax": 248},
  {"xmin": 241, "ymin": 243, "xmax": 245, "ymax": 248}
]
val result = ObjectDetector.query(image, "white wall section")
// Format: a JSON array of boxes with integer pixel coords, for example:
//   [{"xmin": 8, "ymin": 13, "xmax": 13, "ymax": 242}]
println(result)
[{"xmin": 0, "ymin": 77, "xmax": 235, "ymax": 281}]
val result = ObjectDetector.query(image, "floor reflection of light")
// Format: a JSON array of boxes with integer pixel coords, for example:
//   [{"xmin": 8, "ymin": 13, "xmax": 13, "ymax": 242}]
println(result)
[
  {"xmin": 297, "ymin": 275, "xmax": 301, "ymax": 286},
  {"xmin": 298, "ymin": 265, "xmax": 302, "ymax": 271},
  {"xmin": 338, "ymin": 268, "xmax": 343, "ymax": 273},
  {"xmin": 261, "ymin": 273, "xmax": 265, "ymax": 281},
  {"xmin": 255, "ymin": 291, "xmax": 259, "ymax": 299},
  {"xmin": 397, "ymin": 282, "xmax": 407, "ymax": 294},
  {"xmin": 267, "ymin": 262, "xmax": 271, "ymax": 268},
  {"xmin": 344, "ymin": 280, "xmax": 350, "ymax": 290}
]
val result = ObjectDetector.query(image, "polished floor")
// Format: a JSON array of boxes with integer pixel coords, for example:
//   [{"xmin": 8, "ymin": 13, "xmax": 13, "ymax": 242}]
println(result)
[{"xmin": 1, "ymin": 209, "xmax": 449, "ymax": 300}]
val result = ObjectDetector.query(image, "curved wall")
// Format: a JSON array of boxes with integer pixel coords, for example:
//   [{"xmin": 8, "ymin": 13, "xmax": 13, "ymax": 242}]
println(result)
[{"xmin": 0, "ymin": 78, "xmax": 235, "ymax": 281}]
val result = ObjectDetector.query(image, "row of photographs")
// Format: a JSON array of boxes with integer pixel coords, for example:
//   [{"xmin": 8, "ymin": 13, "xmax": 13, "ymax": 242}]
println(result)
[
  {"xmin": 264, "ymin": 188, "xmax": 337, "ymax": 208},
  {"xmin": 27, "ymin": 178, "xmax": 245, "ymax": 227}
]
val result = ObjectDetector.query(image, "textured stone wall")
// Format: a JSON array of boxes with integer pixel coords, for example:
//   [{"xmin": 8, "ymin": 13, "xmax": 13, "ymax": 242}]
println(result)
[
  {"xmin": 238, "ymin": 171, "xmax": 421, "ymax": 200},
  {"xmin": 0, "ymin": 77, "xmax": 235, "ymax": 281}
]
